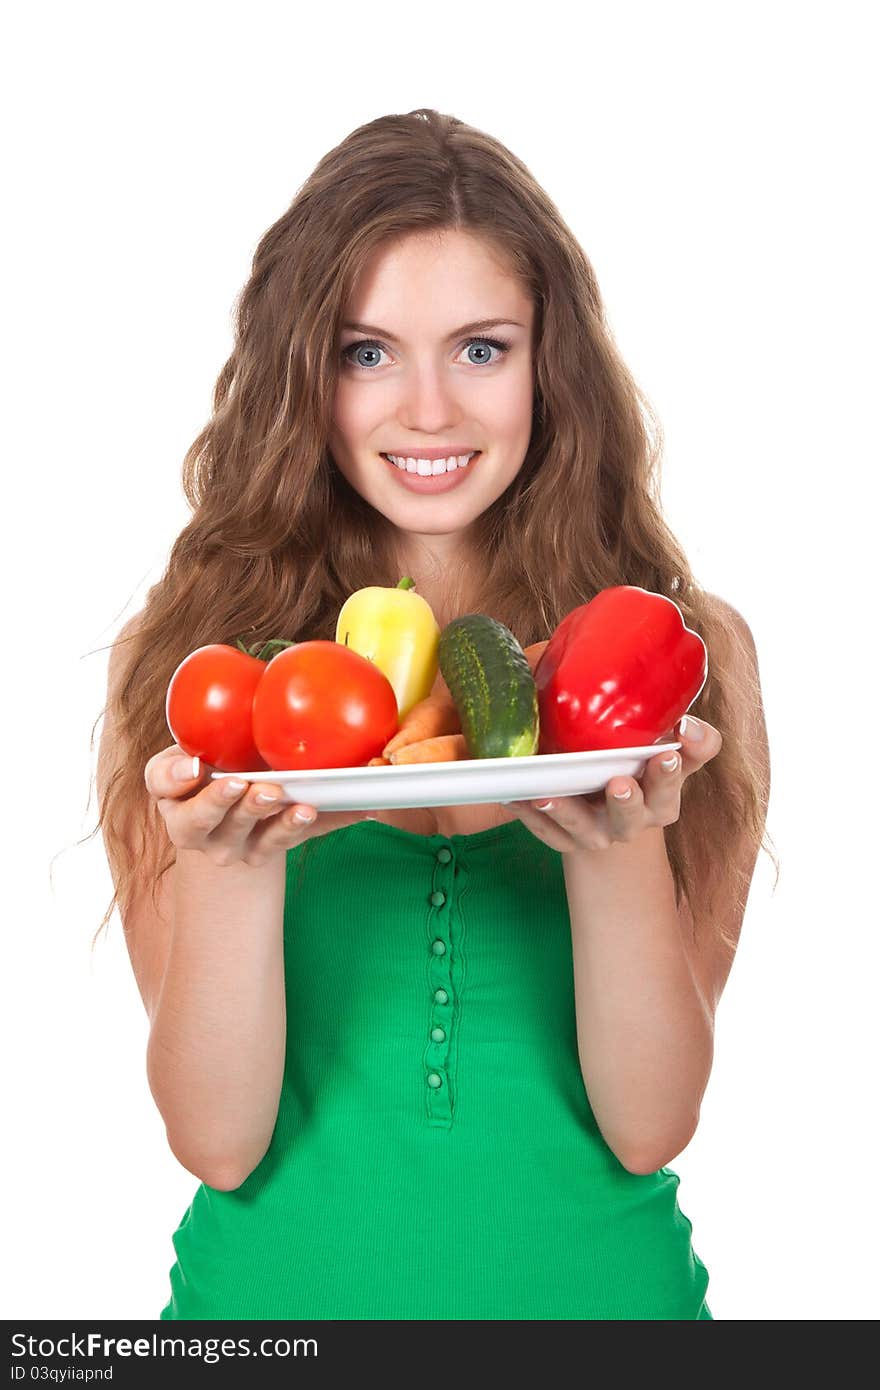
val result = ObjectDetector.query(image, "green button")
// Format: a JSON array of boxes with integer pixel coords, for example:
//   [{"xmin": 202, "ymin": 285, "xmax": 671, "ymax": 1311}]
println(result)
[
  {"xmin": 427, "ymin": 1072, "xmax": 443, "ymax": 1089},
  {"xmin": 431, "ymin": 1026, "xmax": 446, "ymax": 1043},
  {"xmin": 430, "ymin": 890, "xmax": 446, "ymax": 907},
  {"xmin": 431, "ymin": 939, "xmax": 447, "ymax": 956},
  {"xmin": 433, "ymin": 988, "xmax": 449, "ymax": 1005},
  {"xmin": 436, "ymin": 847, "xmax": 453, "ymax": 864}
]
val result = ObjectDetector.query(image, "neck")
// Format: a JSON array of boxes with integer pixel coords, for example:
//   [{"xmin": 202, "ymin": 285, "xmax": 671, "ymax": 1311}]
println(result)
[{"xmin": 392, "ymin": 543, "xmax": 481, "ymax": 628}]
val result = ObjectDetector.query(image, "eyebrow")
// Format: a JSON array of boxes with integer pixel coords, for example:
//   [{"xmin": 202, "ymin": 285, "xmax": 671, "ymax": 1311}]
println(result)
[{"xmin": 341, "ymin": 317, "xmax": 526, "ymax": 342}]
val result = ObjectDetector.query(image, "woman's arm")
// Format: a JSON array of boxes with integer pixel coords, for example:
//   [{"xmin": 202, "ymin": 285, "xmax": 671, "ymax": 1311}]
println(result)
[
  {"xmin": 147, "ymin": 850, "xmax": 288, "ymax": 1191},
  {"xmin": 563, "ymin": 831, "xmax": 712, "ymax": 1174},
  {"xmin": 563, "ymin": 600, "xmax": 768, "ymax": 1174},
  {"xmin": 509, "ymin": 600, "xmax": 769, "ymax": 1175}
]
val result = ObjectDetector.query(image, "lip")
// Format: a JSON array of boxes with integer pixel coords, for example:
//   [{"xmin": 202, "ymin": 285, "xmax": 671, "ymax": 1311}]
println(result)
[
  {"xmin": 382, "ymin": 446, "xmax": 478, "ymax": 461},
  {"xmin": 380, "ymin": 451, "xmax": 480, "ymax": 492}
]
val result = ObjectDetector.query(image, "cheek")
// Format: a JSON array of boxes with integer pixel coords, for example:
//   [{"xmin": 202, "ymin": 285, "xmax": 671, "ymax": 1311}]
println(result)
[
  {"xmin": 330, "ymin": 380, "xmax": 362, "ymax": 437},
  {"xmin": 334, "ymin": 382, "xmax": 397, "ymax": 453},
  {"xmin": 486, "ymin": 365, "xmax": 533, "ymax": 434}
]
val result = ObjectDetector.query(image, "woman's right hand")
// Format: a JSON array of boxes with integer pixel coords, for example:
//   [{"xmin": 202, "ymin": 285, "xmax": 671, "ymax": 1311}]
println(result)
[{"xmin": 145, "ymin": 745, "xmax": 373, "ymax": 867}]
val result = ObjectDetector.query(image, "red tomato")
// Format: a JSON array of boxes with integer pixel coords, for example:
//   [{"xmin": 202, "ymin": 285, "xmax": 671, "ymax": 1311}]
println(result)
[
  {"xmin": 252, "ymin": 640, "xmax": 399, "ymax": 770},
  {"xmin": 165, "ymin": 644, "xmax": 271, "ymax": 772}
]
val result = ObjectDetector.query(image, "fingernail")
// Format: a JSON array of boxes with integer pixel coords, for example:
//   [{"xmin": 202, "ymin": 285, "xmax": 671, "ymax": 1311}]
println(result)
[
  {"xmin": 173, "ymin": 756, "xmax": 199, "ymax": 781},
  {"xmin": 535, "ymin": 800, "xmax": 554, "ymax": 811},
  {"xmin": 661, "ymin": 755, "xmax": 679, "ymax": 772},
  {"xmin": 612, "ymin": 785, "xmax": 632, "ymax": 800},
  {"xmin": 223, "ymin": 778, "xmax": 248, "ymax": 796},
  {"xmin": 294, "ymin": 808, "xmax": 315, "ymax": 824},
  {"xmin": 679, "ymin": 716, "xmax": 702, "ymax": 741}
]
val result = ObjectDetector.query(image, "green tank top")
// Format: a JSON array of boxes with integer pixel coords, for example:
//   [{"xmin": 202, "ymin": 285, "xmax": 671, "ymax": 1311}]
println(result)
[{"xmin": 160, "ymin": 818, "xmax": 712, "ymax": 1320}]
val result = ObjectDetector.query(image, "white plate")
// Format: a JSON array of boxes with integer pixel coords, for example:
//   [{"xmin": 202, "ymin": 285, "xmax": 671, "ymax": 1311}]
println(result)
[{"xmin": 209, "ymin": 741, "xmax": 682, "ymax": 811}]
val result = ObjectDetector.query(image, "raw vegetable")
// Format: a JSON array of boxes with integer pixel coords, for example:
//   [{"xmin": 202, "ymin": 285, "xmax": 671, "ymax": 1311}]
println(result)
[
  {"xmin": 438, "ymin": 615, "xmax": 539, "ymax": 759},
  {"xmin": 335, "ymin": 576, "xmax": 440, "ymax": 718},
  {"xmin": 165, "ymin": 643, "xmax": 272, "ymax": 773},
  {"xmin": 387, "ymin": 734, "xmax": 469, "ymax": 765},
  {"xmin": 252, "ymin": 640, "xmax": 399, "ymax": 771},
  {"xmin": 382, "ymin": 685, "xmax": 461, "ymax": 756},
  {"xmin": 381, "ymin": 641, "xmax": 548, "ymax": 759},
  {"xmin": 523, "ymin": 640, "xmax": 550, "ymax": 673},
  {"xmin": 534, "ymin": 585, "xmax": 708, "ymax": 754}
]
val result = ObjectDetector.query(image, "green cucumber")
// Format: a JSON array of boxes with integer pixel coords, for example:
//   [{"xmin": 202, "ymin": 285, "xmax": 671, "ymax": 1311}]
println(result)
[{"xmin": 438, "ymin": 615, "xmax": 539, "ymax": 758}]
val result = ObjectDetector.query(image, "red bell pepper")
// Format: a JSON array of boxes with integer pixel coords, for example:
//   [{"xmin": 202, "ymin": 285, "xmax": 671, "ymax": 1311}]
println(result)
[{"xmin": 534, "ymin": 586, "xmax": 708, "ymax": 754}]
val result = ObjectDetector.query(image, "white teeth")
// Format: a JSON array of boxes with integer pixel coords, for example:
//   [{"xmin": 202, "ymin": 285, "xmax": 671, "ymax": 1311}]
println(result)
[{"xmin": 384, "ymin": 452, "xmax": 477, "ymax": 474}]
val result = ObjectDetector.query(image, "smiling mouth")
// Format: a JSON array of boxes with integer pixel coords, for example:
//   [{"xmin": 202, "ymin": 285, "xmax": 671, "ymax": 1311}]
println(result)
[{"xmin": 380, "ymin": 451, "xmax": 480, "ymax": 475}]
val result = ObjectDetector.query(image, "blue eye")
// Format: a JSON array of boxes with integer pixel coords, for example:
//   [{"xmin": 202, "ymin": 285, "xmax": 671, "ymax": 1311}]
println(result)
[{"xmin": 341, "ymin": 335, "xmax": 512, "ymax": 370}]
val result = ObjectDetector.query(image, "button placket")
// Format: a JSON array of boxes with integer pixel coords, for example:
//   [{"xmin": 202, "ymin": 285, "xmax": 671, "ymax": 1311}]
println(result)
[{"xmin": 425, "ymin": 841, "xmax": 457, "ymax": 1126}]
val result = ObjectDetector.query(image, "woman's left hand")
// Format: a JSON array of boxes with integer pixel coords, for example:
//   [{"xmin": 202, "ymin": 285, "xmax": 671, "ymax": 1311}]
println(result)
[{"xmin": 499, "ymin": 716, "xmax": 722, "ymax": 854}]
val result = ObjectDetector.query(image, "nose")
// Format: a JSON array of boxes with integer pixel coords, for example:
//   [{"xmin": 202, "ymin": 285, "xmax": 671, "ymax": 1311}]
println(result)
[{"xmin": 398, "ymin": 359, "xmax": 464, "ymax": 433}]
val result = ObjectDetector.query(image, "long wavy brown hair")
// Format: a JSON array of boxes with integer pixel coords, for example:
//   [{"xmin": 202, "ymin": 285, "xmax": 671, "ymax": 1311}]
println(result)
[{"xmin": 91, "ymin": 107, "xmax": 778, "ymax": 956}]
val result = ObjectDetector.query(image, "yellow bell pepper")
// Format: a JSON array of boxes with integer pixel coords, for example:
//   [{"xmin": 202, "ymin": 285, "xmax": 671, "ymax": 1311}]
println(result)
[{"xmin": 335, "ymin": 577, "xmax": 440, "ymax": 719}]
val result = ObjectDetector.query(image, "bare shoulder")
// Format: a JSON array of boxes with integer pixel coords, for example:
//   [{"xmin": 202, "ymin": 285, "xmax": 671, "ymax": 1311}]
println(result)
[
  {"xmin": 97, "ymin": 611, "xmax": 147, "ymax": 790},
  {"xmin": 703, "ymin": 591, "xmax": 769, "ymax": 754},
  {"xmin": 97, "ymin": 613, "xmax": 146, "ymax": 722},
  {"xmin": 97, "ymin": 610, "xmax": 175, "ymax": 1024},
  {"xmin": 97, "ymin": 612, "xmax": 142, "ymax": 785},
  {"xmin": 703, "ymin": 591, "xmax": 761, "ymax": 661}
]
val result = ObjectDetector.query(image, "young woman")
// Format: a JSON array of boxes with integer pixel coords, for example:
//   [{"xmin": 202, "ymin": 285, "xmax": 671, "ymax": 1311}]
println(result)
[{"xmin": 96, "ymin": 108, "xmax": 774, "ymax": 1321}]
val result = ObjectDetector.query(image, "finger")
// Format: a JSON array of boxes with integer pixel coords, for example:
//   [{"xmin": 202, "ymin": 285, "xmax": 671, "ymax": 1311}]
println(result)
[
  {"xmin": 603, "ymin": 772, "xmax": 646, "ymax": 840},
  {"xmin": 245, "ymin": 803, "xmax": 366, "ymax": 864},
  {"xmin": 299, "ymin": 805, "xmax": 380, "ymax": 833},
  {"xmin": 203, "ymin": 774, "xmax": 291, "ymax": 845},
  {"xmin": 145, "ymin": 750, "xmax": 200, "ymax": 795},
  {"xmin": 190, "ymin": 778, "xmax": 305, "ymax": 865},
  {"xmin": 508, "ymin": 794, "xmax": 615, "ymax": 852},
  {"xmin": 506, "ymin": 799, "xmax": 582, "ymax": 853},
  {"xmin": 145, "ymin": 746, "xmax": 203, "ymax": 797},
  {"xmin": 260, "ymin": 801, "xmax": 373, "ymax": 842},
  {"xmin": 677, "ymin": 715, "xmax": 721, "ymax": 769},
  {"xmin": 159, "ymin": 771, "xmax": 256, "ymax": 846},
  {"xmin": 240, "ymin": 807, "xmax": 315, "ymax": 864},
  {"xmin": 641, "ymin": 748, "xmax": 683, "ymax": 825}
]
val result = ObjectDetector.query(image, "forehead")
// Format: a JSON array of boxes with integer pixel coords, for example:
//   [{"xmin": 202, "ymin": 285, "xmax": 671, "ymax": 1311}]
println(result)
[{"xmin": 344, "ymin": 229, "xmax": 532, "ymax": 328}]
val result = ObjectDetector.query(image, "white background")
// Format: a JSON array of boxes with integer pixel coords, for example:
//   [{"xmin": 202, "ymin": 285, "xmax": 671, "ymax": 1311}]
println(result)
[{"xmin": 4, "ymin": 0, "xmax": 876, "ymax": 1323}]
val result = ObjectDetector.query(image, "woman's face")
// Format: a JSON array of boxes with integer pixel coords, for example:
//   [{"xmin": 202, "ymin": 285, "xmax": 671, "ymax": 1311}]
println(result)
[{"xmin": 329, "ymin": 229, "xmax": 535, "ymax": 563}]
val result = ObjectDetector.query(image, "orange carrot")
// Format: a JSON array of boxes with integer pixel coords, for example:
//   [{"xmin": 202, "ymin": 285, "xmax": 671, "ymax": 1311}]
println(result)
[
  {"xmin": 382, "ymin": 643, "xmax": 547, "ymax": 760},
  {"xmin": 382, "ymin": 687, "xmax": 461, "ymax": 756},
  {"xmin": 387, "ymin": 733, "xmax": 469, "ymax": 765},
  {"xmin": 523, "ymin": 639, "xmax": 550, "ymax": 672}
]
